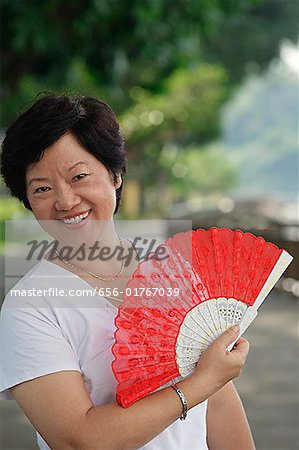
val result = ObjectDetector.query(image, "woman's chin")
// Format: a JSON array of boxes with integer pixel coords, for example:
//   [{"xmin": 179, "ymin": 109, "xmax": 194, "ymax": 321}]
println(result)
[{"xmin": 54, "ymin": 218, "xmax": 109, "ymax": 249}]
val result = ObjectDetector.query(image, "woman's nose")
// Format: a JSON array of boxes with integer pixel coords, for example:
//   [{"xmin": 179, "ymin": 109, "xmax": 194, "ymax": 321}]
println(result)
[{"xmin": 54, "ymin": 186, "xmax": 80, "ymax": 211}]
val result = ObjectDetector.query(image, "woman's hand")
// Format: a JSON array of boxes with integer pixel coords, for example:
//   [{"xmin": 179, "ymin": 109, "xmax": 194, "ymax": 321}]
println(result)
[{"xmin": 178, "ymin": 324, "xmax": 250, "ymax": 408}]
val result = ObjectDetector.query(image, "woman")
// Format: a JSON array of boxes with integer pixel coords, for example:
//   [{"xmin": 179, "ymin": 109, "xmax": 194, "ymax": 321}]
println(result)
[{"xmin": 0, "ymin": 94, "xmax": 255, "ymax": 450}]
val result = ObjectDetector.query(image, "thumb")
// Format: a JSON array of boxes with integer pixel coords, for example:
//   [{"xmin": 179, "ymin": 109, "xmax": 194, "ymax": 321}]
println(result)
[{"xmin": 219, "ymin": 324, "xmax": 240, "ymax": 346}]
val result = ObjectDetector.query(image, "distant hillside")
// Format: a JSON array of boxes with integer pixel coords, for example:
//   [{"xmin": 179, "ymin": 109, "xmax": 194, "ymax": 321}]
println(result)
[{"xmin": 220, "ymin": 67, "xmax": 298, "ymax": 202}]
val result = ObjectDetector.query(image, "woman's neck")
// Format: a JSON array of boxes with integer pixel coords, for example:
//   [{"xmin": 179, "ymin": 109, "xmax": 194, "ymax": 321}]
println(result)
[{"xmin": 46, "ymin": 221, "xmax": 127, "ymax": 279}]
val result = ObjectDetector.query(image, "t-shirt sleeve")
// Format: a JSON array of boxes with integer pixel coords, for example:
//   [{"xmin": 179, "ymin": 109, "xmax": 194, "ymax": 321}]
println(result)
[{"xmin": 0, "ymin": 295, "xmax": 81, "ymax": 400}]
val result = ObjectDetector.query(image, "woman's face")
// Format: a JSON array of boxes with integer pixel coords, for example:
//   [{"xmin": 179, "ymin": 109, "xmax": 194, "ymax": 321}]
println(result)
[{"xmin": 26, "ymin": 133, "xmax": 121, "ymax": 243}]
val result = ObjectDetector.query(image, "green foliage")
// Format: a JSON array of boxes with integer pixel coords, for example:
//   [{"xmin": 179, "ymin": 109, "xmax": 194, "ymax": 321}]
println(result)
[
  {"xmin": 129, "ymin": 142, "xmax": 238, "ymax": 217},
  {"xmin": 118, "ymin": 64, "xmax": 236, "ymax": 215},
  {"xmin": 122, "ymin": 64, "xmax": 229, "ymax": 153},
  {"xmin": 2, "ymin": 0, "xmax": 297, "ymax": 125},
  {"xmin": 201, "ymin": 0, "xmax": 299, "ymax": 81},
  {"xmin": 0, "ymin": 197, "xmax": 27, "ymax": 221},
  {"xmin": 121, "ymin": 64, "xmax": 229, "ymax": 213},
  {"xmin": 160, "ymin": 143, "xmax": 238, "ymax": 197},
  {"xmin": 1, "ymin": 0, "xmax": 297, "ymax": 218}
]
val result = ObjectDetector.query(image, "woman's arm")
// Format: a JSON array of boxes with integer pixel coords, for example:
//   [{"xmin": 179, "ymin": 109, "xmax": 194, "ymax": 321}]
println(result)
[
  {"xmin": 11, "ymin": 370, "xmax": 206, "ymax": 450},
  {"xmin": 11, "ymin": 326, "xmax": 250, "ymax": 450},
  {"xmin": 206, "ymin": 381, "xmax": 256, "ymax": 450}
]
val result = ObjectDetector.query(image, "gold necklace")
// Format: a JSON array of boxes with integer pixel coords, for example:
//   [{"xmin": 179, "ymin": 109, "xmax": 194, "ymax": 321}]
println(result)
[{"xmin": 53, "ymin": 236, "xmax": 125, "ymax": 282}]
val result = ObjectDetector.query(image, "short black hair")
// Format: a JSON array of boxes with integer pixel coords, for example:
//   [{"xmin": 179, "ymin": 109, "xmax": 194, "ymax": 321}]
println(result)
[{"xmin": 1, "ymin": 94, "xmax": 127, "ymax": 214}]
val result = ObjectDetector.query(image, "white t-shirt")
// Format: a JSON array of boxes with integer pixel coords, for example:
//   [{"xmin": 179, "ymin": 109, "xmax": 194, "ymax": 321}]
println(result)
[{"xmin": 0, "ymin": 259, "xmax": 209, "ymax": 450}]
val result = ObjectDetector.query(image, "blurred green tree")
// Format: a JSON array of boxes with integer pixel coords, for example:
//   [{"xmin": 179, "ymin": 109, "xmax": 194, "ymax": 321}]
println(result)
[
  {"xmin": 121, "ymin": 65, "xmax": 238, "ymax": 215},
  {"xmin": 202, "ymin": 0, "xmax": 299, "ymax": 81},
  {"xmin": 1, "ymin": 0, "xmax": 297, "ymax": 219},
  {"xmin": 2, "ymin": 0, "xmax": 290, "ymax": 126}
]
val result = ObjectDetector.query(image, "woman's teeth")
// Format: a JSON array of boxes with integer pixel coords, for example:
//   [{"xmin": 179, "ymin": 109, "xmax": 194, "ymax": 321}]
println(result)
[{"xmin": 62, "ymin": 210, "xmax": 90, "ymax": 224}]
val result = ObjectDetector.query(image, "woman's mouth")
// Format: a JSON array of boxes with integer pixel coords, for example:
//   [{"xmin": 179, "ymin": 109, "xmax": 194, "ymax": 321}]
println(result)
[{"xmin": 61, "ymin": 209, "xmax": 92, "ymax": 225}]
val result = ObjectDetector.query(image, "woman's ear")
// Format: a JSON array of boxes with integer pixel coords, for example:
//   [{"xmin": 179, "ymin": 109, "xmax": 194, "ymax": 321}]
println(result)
[{"xmin": 114, "ymin": 174, "xmax": 122, "ymax": 189}]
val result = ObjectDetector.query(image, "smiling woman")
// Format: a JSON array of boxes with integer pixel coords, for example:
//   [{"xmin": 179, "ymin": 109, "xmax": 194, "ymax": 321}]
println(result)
[
  {"xmin": 26, "ymin": 134, "xmax": 122, "ymax": 222},
  {"xmin": 0, "ymin": 94, "xmax": 255, "ymax": 450},
  {"xmin": 1, "ymin": 95, "xmax": 126, "ymax": 214}
]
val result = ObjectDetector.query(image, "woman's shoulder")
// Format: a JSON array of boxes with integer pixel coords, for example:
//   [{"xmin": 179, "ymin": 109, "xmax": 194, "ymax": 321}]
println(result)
[{"xmin": 1, "ymin": 259, "xmax": 62, "ymax": 310}]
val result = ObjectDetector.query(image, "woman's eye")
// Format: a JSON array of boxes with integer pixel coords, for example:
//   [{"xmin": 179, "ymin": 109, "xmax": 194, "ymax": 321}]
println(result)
[
  {"xmin": 33, "ymin": 186, "xmax": 50, "ymax": 194},
  {"xmin": 73, "ymin": 173, "xmax": 89, "ymax": 182}
]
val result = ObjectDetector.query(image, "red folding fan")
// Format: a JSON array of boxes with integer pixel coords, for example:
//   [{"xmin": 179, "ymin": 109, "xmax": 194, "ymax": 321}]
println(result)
[{"xmin": 112, "ymin": 227, "xmax": 293, "ymax": 407}]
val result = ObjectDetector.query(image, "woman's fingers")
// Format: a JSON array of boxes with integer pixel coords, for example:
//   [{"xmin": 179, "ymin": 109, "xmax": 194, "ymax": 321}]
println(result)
[
  {"xmin": 194, "ymin": 325, "xmax": 251, "ymax": 391},
  {"xmin": 217, "ymin": 324, "xmax": 241, "ymax": 348},
  {"xmin": 231, "ymin": 337, "xmax": 250, "ymax": 358}
]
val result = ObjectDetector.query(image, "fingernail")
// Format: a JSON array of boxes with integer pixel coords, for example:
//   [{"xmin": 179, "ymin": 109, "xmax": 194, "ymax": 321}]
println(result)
[{"xmin": 231, "ymin": 324, "xmax": 240, "ymax": 333}]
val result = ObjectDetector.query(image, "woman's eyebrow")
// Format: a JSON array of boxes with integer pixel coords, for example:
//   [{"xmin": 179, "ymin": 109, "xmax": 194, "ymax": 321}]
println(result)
[
  {"xmin": 68, "ymin": 161, "xmax": 89, "ymax": 171},
  {"xmin": 27, "ymin": 177, "xmax": 48, "ymax": 187}
]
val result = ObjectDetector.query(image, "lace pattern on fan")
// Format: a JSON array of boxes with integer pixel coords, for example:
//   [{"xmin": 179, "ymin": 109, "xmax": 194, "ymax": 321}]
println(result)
[{"xmin": 176, "ymin": 298, "xmax": 247, "ymax": 377}]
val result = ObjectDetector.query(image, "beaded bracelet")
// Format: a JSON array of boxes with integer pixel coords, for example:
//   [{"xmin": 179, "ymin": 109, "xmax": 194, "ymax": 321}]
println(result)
[{"xmin": 171, "ymin": 383, "xmax": 188, "ymax": 421}]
